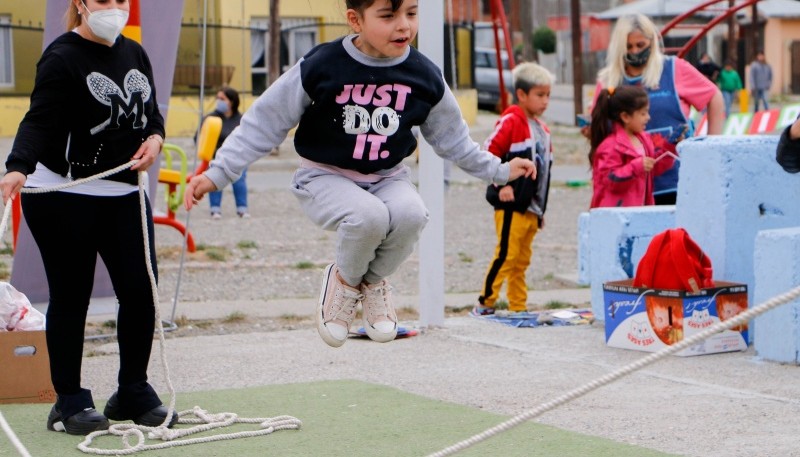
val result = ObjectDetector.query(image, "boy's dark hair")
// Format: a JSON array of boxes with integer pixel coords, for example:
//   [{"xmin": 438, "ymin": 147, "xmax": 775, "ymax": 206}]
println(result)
[
  {"xmin": 346, "ymin": 0, "xmax": 404, "ymax": 12},
  {"xmin": 588, "ymin": 85, "xmax": 649, "ymax": 166}
]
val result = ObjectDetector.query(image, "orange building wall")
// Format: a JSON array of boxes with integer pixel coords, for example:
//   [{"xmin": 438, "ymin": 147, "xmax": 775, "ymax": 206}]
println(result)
[{"xmin": 763, "ymin": 18, "xmax": 800, "ymax": 95}]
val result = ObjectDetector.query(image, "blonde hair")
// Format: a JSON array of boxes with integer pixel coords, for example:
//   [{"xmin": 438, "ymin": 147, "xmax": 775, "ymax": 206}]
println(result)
[
  {"xmin": 512, "ymin": 62, "xmax": 556, "ymax": 92},
  {"xmin": 65, "ymin": 0, "xmax": 83, "ymax": 30},
  {"xmin": 598, "ymin": 14, "xmax": 664, "ymax": 89}
]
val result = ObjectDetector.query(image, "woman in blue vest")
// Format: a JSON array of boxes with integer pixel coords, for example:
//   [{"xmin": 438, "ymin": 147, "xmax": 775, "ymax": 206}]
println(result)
[{"xmin": 591, "ymin": 14, "xmax": 724, "ymax": 205}]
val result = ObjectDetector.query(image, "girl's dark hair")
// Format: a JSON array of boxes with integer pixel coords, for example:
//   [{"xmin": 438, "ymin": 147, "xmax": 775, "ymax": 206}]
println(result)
[
  {"xmin": 588, "ymin": 85, "xmax": 649, "ymax": 166},
  {"xmin": 220, "ymin": 86, "xmax": 240, "ymax": 114},
  {"xmin": 346, "ymin": 0, "xmax": 404, "ymax": 12}
]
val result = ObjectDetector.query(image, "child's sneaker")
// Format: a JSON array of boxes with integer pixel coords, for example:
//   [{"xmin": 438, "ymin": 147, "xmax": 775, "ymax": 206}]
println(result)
[
  {"xmin": 211, "ymin": 212, "xmax": 222, "ymax": 220},
  {"xmin": 360, "ymin": 280, "xmax": 398, "ymax": 343},
  {"xmin": 470, "ymin": 304, "xmax": 495, "ymax": 316},
  {"xmin": 316, "ymin": 264, "xmax": 363, "ymax": 347}
]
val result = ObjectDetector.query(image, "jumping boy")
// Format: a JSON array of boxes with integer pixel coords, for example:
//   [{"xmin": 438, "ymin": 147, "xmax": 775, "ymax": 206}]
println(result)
[{"xmin": 474, "ymin": 62, "xmax": 555, "ymax": 315}]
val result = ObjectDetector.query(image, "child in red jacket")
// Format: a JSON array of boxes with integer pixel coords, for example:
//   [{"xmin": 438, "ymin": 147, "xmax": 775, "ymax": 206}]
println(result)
[
  {"xmin": 473, "ymin": 62, "xmax": 553, "ymax": 315},
  {"xmin": 589, "ymin": 85, "xmax": 675, "ymax": 208}
]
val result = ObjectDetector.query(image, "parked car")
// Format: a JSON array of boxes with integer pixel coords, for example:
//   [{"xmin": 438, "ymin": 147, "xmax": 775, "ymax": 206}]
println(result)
[{"xmin": 474, "ymin": 47, "xmax": 514, "ymax": 112}]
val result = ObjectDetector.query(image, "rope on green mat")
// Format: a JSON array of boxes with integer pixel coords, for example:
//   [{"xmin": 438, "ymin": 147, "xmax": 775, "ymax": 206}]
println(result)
[
  {"xmin": 428, "ymin": 285, "xmax": 800, "ymax": 457},
  {"xmin": 1, "ymin": 163, "xmax": 302, "ymax": 455}
]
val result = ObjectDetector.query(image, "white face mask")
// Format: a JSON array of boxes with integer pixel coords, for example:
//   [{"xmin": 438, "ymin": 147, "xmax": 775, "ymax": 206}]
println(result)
[
  {"xmin": 215, "ymin": 99, "xmax": 229, "ymax": 113},
  {"xmin": 82, "ymin": 2, "xmax": 129, "ymax": 44}
]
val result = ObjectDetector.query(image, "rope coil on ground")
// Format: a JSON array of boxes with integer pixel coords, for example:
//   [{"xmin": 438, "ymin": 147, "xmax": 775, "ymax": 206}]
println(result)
[
  {"xmin": 1, "ymin": 163, "xmax": 301, "ymax": 454},
  {"xmin": 427, "ymin": 284, "xmax": 800, "ymax": 457}
]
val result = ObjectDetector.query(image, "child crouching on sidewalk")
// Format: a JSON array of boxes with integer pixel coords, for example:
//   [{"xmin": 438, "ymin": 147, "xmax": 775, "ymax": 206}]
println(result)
[
  {"xmin": 474, "ymin": 62, "xmax": 555, "ymax": 316},
  {"xmin": 184, "ymin": 0, "xmax": 535, "ymax": 347}
]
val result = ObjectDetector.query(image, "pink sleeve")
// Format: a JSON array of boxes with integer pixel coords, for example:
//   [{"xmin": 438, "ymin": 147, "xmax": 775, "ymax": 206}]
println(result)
[{"xmin": 673, "ymin": 58, "xmax": 717, "ymax": 116}]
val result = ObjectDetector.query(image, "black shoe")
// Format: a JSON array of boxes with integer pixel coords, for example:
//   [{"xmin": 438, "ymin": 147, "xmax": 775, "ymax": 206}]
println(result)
[
  {"xmin": 46, "ymin": 404, "xmax": 109, "ymax": 435},
  {"xmin": 103, "ymin": 392, "xmax": 178, "ymax": 428}
]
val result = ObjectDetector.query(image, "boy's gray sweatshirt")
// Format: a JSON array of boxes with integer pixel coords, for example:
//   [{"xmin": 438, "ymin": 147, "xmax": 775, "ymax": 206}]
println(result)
[{"xmin": 204, "ymin": 35, "xmax": 510, "ymax": 189}]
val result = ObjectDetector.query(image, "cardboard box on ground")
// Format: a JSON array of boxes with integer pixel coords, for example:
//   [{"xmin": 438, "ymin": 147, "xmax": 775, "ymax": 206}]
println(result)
[
  {"xmin": 602, "ymin": 280, "xmax": 749, "ymax": 356},
  {"xmin": 0, "ymin": 330, "xmax": 55, "ymax": 404}
]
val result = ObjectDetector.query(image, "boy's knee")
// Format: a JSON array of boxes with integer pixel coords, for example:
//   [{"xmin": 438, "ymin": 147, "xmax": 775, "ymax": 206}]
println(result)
[{"xmin": 394, "ymin": 206, "xmax": 429, "ymax": 233}]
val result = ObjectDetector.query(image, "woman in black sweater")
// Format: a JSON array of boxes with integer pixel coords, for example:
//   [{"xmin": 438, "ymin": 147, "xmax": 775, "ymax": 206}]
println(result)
[{"xmin": 0, "ymin": 0, "xmax": 174, "ymax": 435}]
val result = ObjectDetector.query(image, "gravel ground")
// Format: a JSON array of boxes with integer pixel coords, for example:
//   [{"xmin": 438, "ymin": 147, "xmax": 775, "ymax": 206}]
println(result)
[{"xmin": 150, "ymin": 117, "xmax": 592, "ymax": 307}]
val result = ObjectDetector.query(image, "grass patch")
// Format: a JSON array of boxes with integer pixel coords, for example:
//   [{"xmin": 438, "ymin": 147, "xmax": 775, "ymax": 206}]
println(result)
[
  {"xmin": 204, "ymin": 247, "xmax": 227, "ymax": 261},
  {"xmin": 0, "ymin": 246, "xmax": 13, "ymax": 255},
  {"xmin": 223, "ymin": 311, "xmax": 247, "ymax": 323},
  {"xmin": 544, "ymin": 300, "xmax": 570, "ymax": 310},
  {"xmin": 102, "ymin": 320, "xmax": 117, "ymax": 329},
  {"xmin": 457, "ymin": 252, "xmax": 473, "ymax": 263},
  {"xmin": 237, "ymin": 240, "xmax": 258, "ymax": 249},
  {"xmin": 294, "ymin": 261, "xmax": 316, "ymax": 269},
  {"xmin": 0, "ymin": 261, "xmax": 9, "ymax": 280}
]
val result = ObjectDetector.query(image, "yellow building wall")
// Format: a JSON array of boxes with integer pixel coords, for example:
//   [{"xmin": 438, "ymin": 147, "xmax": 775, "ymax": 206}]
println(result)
[
  {"xmin": 0, "ymin": 0, "xmax": 47, "ymax": 94},
  {"xmin": 176, "ymin": 0, "xmax": 351, "ymax": 94}
]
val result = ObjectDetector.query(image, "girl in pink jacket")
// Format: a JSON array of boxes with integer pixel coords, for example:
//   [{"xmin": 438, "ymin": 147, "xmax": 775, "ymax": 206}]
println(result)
[{"xmin": 589, "ymin": 85, "xmax": 674, "ymax": 208}]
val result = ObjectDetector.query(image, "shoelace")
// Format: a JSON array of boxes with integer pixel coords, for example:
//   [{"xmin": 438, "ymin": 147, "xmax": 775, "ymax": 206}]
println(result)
[
  {"xmin": 327, "ymin": 286, "xmax": 363, "ymax": 325},
  {"xmin": 363, "ymin": 282, "xmax": 395, "ymax": 322}
]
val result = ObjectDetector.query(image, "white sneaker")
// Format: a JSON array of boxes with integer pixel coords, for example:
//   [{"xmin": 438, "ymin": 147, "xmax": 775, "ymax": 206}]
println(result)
[
  {"xmin": 316, "ymin": 264, "xmax": 363, "ymax": 347},
  {"xmin": 360, "ymin": 280, "xmax": 398, "ymax": 343},
  {"xmin": 211, "ymin": 212, "xmax": 222, "ymax": 220}
]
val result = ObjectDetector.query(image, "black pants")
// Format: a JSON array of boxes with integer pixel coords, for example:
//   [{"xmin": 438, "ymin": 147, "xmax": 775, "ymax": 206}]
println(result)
[{"xmin": 22, "ymin": 191, "xmax": 159, "ymax": 418}]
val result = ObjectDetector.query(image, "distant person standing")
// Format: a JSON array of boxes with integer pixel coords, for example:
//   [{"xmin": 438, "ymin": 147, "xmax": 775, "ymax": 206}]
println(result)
[
  {"xmin": 696, "ymin": 52, "xmax": 720, "ymax": 83},
  {"xmin": 588, "ymin": 14, "xmax": 724, "ymax": 205},
  {"xmin": 474, "ymin": 62, "xmax": 554, "ymax": 316},
  {"xmin": 750, "ymin": 51, "xmax": 772, "ymax": 112},
  {"xmin": 718, "ymin": 60, "xmax": 743, "ymax": 117},
  {"xmin": 205, "ymin": 87, "xmax": 248, "ymax": 219}
]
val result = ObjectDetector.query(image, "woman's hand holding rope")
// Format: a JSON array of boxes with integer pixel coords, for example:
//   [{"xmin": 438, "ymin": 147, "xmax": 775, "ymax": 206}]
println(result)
[{"xmin": 0, "ymin": 171, "xmax": 26, "ymax": 203}]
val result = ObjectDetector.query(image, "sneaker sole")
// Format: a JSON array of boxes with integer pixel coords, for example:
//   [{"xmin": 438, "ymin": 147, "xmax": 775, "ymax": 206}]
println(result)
[
  {"xmin": 47, "ymin": 409, "xmax": 109, "ymax": 435},
  {"xmin": 316, "ymin": 264, "xmax": 347, "ymax": 348},
  {"xmin": 363, "ymin": 322, "xmax": 398, "ymax": 343}
]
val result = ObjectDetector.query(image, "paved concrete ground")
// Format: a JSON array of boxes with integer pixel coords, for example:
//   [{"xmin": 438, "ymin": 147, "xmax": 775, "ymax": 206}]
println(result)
[
  {"xmin": 3, "ymin": 112, "xmax": 800, "ymax": 457},
  {"xmin": 75, "ymin": 301, "xmax": 800, "ymax": 457}
]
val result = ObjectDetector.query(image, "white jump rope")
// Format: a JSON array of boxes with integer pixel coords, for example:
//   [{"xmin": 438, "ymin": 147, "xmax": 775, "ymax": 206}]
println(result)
[{"xmin": 0, "ymin": 161, "xmax": 301, "ymax": 455}]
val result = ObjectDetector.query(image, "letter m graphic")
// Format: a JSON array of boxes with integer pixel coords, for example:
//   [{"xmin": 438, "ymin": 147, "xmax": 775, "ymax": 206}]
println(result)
[{"xmin": 87, "ymin": 70, "xmax": 152, "ymax": 135}]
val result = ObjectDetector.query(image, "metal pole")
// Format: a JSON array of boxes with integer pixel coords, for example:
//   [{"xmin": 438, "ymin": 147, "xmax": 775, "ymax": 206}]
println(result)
[
  {"xmin": 570, "ymin": 0, "xmax": 583, "ymax": 122},
  {"xmin": 172, "ymin": 0, "xmax": 208, "ymax": 325},
  {"xmin": 268, "ymin": 0, "xmax": 280, "ymax": 86},
  {"xmin": 418, "ymin": 0, "xmax": 446, "ymax": 328}
]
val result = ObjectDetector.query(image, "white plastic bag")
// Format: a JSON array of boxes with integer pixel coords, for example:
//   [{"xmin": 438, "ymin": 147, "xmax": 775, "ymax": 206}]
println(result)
[{"xmin": 0, "ymin": 282, "xmax": 45, "ymax": 331}]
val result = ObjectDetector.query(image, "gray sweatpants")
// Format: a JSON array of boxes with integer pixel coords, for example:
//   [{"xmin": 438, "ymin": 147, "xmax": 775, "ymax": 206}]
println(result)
[{"xmin": 290, "ymin": 166, "xmax": 429, "ymax": 286}]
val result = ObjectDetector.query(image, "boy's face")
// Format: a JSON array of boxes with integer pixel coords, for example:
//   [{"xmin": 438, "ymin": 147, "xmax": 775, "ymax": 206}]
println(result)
[{"xmin": 517, "ymin": 85, "xmax": 550, "ymax": 118}]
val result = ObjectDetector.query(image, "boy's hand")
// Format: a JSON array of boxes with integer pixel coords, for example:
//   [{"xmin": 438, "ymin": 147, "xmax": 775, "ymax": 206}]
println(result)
[
  {"xmin": 499, "ymin": 185, "xmax": 515, "ymax": 202},
  {"xmin": 184, "ymin": 174, "xmax": 217, "ymax": 210},
  {"xmin": 507, "ymin": 157, "xmax": 536, "ymax": 181}
]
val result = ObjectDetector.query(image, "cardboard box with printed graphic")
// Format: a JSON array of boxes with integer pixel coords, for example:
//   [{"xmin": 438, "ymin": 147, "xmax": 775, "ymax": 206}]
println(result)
[
  {"xmin": 0, "ymin": 330, "xmax": 56, "ymax": 404},
  {"xmin": 602, "ymin": 280, "xmax": 748, "ymax": 356}
]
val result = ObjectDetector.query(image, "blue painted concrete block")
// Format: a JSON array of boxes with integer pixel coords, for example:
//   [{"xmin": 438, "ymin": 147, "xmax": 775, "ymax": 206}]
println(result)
[
  {"xmin": 753, "ymin": 228, "xmax": 800, "ymax": 364},
  {"xmin": 676, "ymin": 135, "xmax": 800, "ymax": 340},
  {"xmin": 589, "ymin": 206, "xmax": 676, "ymax": 318},
  {"xmin": 577, "ymin": 212, "xmax": 590, "ymax": 285}
]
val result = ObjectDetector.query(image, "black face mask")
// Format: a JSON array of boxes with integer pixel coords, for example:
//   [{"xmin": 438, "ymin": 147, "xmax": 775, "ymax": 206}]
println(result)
[{"xmin": 625, "ymin": 46, "xmax": 651, "ymax": 67}]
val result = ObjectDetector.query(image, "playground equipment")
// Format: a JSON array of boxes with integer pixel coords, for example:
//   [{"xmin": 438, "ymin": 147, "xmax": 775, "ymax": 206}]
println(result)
[
  {"xmin": 661, "ymin": 0, "xmax": 762, "ymax": 58},
  {"xmin": 485, "ymin": 0, "xmax": 515, "ymax": 112},
  {"xmin": 154, "ymin": 115, "xmax": 222, "ymax": 252}
]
